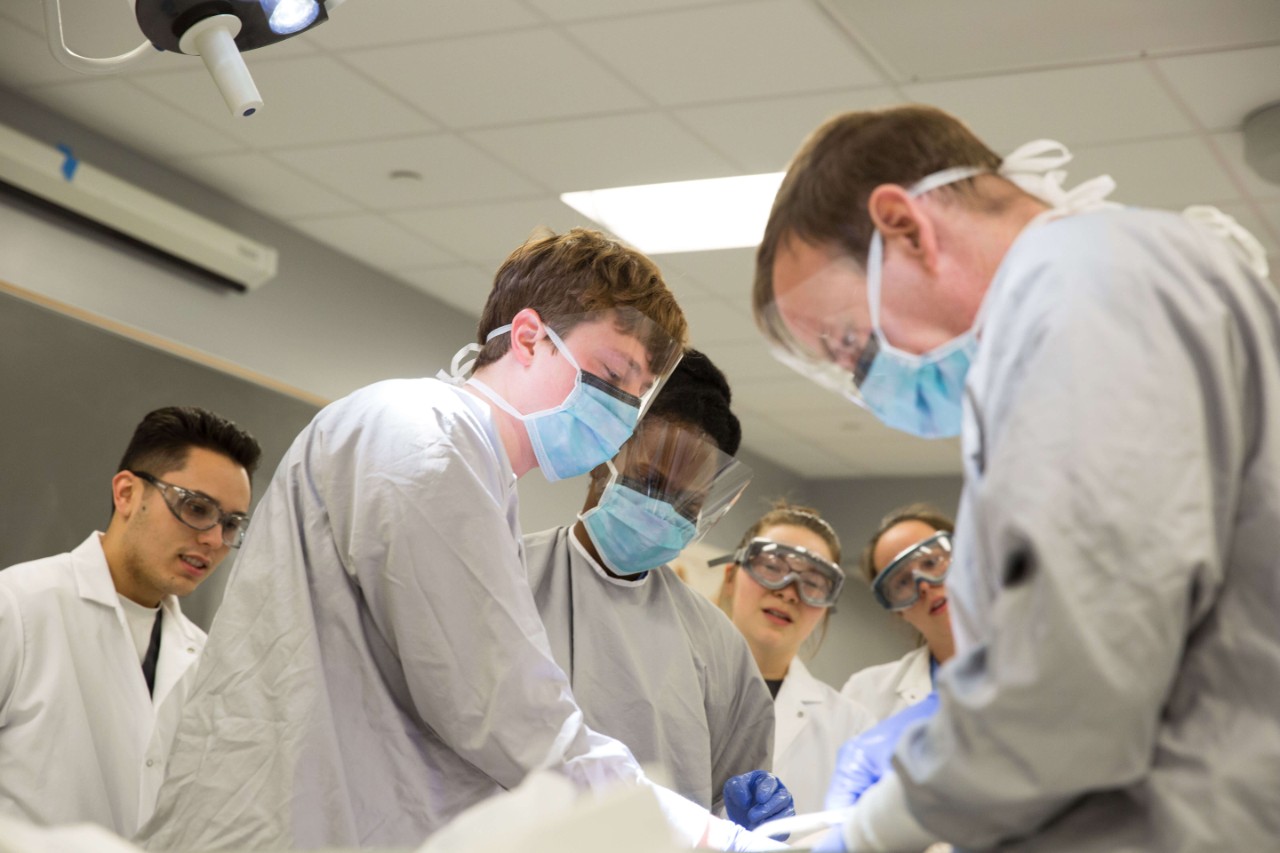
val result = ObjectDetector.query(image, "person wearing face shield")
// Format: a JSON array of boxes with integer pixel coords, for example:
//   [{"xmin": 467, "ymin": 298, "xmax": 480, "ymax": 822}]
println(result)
[
  {"xmin": 840, "ymin": 505, "xmax": 957, "ymax": 724},
  {"xmin": 753, "ymin": 105, "xmax": 1280, "ymax": 852},
  {"xmin": 522, "ymin": 349, "xmax": 795, "ymax": 834},
  {"xmin": 713, "ymin": 503, "xmax": 875, "ymax": 820},
  {"xmin": 140, "ymin": 229, "xmax": 781, "ymax": 852}
]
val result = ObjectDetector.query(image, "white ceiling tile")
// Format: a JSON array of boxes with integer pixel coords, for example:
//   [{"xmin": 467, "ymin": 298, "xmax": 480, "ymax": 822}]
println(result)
[
  {"xmin": 525, "ymin": 0, "xmax": 725, "ymax": 22},
  {"xmin": 466, "ymin": 112, "xmax": 739, "ymax": 191},
  {"xmin": 131, "ymin": 55, "xmax": 438, "ymax": 148},
  {"xmin": 344, "ymin": 29, "xmax": 648, "ymax": 128},
  {"xmin": 1070, "ymin": 136, "xmax": 1242, "ymax": 209},
  {"xmin": 290, "ymin": 214, "xmax": 460, "ymax": 271},
  {"xmin": 1213, "ymin": 132, "xmax": 1280, "ymax": 202},
  {"xmin": 281, "ymin": 135, "xmax": 543, "ymax": 211},
  {"xmin": 736, "ymin": 412, "xmax": 861, "ymax": 479},
  {"xmin": 677, "ymin": 296, "xmax": 757, "ymax": 347},
  {"xmin": 654, "ymin": 247, "xmax": 757, "ymax": 301},
  {"xmin": 178, "ymin": 152, "xmax": 360, "ymax": 219},
  {"xmin": 27, "ymin": 78, "xmax": 243, "ymax": 160},
  {"xmin": 307, "ymin": 0, "xmax": 541, "ymax": 50},
  {"xmin": 823, "ymin": 0, "xmax": 1280, "ymax": 80},
  {"xmin": 392, "ymin": 264, "xmax": 493, "ymax": 319},
  {"xmin": 732, "ymin": 376, "xmax": 856, "ymax": 414},
  {"xmin": 675, "ymin": 87, "xmax": 901, "ymax": 172},
  {"xmin": 1154, "ymin": 45, "xmax": 1280, "ymax": 131},
  {"xmin": 1259, "ymin": 200, "xmax": 1280, "ymax": 246},
  {"xmin": 3, "ymin": 0, "xmax": 153, "ymax": 59},
  {"xmin": 0, "ymin": 18, "xmax": 142, "ymax": 88},
  {"xmin": 903, "ymin": 62, "xmax": 1194, "ymax": 153},
  {"xmin": 698, "ymin": 340, "xmax": 797, "ymax": 390},
  {"xmin": 570, "ymin": 0, "xmax": 884, "ymax": 106},
  {"xmin": 392, "ymin": 197, "xmax": 595, "ymax": 268}
]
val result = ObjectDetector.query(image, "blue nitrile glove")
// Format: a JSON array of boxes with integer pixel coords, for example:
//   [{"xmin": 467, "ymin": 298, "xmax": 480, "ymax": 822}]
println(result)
[
  {"xmin": 723, "ymin": 770, "xmax": 796, "ymax": 833},
  {"xmin": 824, "ymin": 692, "xmax": 940, "ymax": 812}
]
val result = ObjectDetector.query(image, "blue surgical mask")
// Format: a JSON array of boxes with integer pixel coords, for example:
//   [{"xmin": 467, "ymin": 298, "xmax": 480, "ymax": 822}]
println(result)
[
  {"xmin": 469, "ymin": 325, "xmax": 640, "ymax": 482},
  {"xmin": 580, "ymin": 481, "xmax": 697, "ymax": 576},
  {"xmin": 860, "ymin": 167, "xmax": 986, "ymax": 439}
]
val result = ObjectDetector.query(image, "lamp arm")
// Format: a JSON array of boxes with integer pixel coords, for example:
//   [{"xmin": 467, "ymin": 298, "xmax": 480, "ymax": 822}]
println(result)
[{"xmin": 42, "ymin": 0, "xmax": 153, "ymax": 74}]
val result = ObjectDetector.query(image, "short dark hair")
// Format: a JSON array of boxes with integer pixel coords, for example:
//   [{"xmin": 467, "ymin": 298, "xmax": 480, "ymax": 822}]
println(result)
[
  {"xmin": 117, "ymin": 406, "xmax": 262, "ymax": 480},
  {"xmin": 645, "ymin": 349, "xmax": 741, "ymax": 456}
]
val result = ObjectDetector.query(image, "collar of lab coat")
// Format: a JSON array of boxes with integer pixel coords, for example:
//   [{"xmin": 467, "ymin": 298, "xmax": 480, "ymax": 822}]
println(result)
[
  {"xmin": 71, "ymin": 532, "xmax": 204, "ymax": 707},
  {"xmin": 893, "ymin": 645, "xmax": 934, "ymax": 706}
]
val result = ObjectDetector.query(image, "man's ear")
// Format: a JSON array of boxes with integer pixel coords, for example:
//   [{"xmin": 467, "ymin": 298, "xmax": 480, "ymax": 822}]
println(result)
[
  {"xmin": 506, "ymin": 308, "xmax": 545, "ymax": 367},
  {"xmin": 110, "ymin": 470, "xmax": 140, "ymax": 519},
  {"xmin": 867, "ymin": 184, "xmax": 940, "ymax": 273}
]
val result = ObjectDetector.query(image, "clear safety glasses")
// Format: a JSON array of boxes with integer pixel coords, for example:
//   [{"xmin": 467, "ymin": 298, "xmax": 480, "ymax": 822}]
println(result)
[
  {"xmin": 130, "ymin": 470, "xmax": 250, "ymax": 549},
  {"xmin": 757, "ymin": 250, "xmax": 877, "ymax": 408},
  {"xmin": 870, "ymin": 530, "xmax": 953, "ymax": 611},
  {"xmin": 710, "ymin": 539, "xmax": 846, "ymax": 607},
  {"xmin": 606, "ymin": 418, "xmax": 753, "ymax": 537}
]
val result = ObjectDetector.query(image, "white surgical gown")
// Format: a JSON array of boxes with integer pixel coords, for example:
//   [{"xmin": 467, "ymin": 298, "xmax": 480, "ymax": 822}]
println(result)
[
  {"xmin": 522, "ymin": 526, "xmax": 774, "ymax": 811},
  {"xmin": 897, "ymin": 208, "xmax": 1280, "ymax": 850},
  {"xmin": 140, "ymin": 379, "xmax": 657, "ymax": 850}
]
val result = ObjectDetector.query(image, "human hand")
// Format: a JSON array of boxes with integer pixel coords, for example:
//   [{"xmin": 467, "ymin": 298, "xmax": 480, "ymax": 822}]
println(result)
[
  {"xmin": 723, "ymin": 770, "xmax": 795, "ymax": 834},
  {"xmin": 824, "ymin": 693, "xmax": 939, "ymax": 812}
]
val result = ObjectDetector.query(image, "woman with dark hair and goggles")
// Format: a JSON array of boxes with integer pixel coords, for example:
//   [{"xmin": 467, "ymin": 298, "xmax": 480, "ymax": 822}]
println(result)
[{"xmin": 839, "ymin": 504, "xmax": 957, "ymax": 725}]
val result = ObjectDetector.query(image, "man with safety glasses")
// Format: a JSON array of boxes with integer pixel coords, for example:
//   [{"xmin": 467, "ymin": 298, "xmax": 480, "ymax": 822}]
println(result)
[
  {"xmin": 523, "ymin": 349, "xmax": 794, "ymax": 835},
  {"xmin": 0, "ymin": 406, "xmax": 260, "ymax": 837}
]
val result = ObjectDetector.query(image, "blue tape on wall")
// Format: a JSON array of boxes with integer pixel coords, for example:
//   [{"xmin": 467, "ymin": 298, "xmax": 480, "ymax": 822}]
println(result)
[{"xmin": 55, "ymin": 143, "xmax": 79, "ymax": 181}]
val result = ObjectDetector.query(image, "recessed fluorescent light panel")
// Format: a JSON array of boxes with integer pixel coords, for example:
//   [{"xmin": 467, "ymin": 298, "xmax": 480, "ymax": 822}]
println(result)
[{"xmin": 561, "ymin": 172, "xmax": 785, "ymax": 254}]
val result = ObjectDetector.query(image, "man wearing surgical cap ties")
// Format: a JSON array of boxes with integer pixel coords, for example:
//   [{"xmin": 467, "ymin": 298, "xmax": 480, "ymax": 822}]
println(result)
[
  {"xmin": 755, "ymin": 105, "xmax": 1280, "ymax": 851},
  {"xmin": 523, "ymin": 349, "xmax": 794, "ymax": 835}
]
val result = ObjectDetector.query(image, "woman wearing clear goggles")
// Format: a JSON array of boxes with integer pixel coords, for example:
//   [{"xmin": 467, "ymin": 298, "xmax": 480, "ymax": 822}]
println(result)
[
  {"xmin": 713, "ymin": 503, "xmax": 873, "ymax": 818},
  {"xmin": 839, "ymin": 504, "xmax": 956, "ymax": 724}
]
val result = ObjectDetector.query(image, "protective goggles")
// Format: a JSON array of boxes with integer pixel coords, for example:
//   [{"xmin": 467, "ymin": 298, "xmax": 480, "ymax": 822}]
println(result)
[
  {"xmin": 870, "ymin": 531, "xmax": 953, "ymax": 611},
  {"xmin": 606, "ymin": 418, "xmax": 753, "ymax": 536},
  {"xmin": 130, "ymin": 470, "xmax": 250, "ymax": 549},
  {"xmin": 710, "ymin": 539, "xmax": 845, "ymax": 607}
]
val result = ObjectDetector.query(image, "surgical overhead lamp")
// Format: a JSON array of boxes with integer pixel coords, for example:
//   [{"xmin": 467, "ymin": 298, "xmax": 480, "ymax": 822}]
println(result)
[{"xmin": 42, "ymin": 0, "xmax": 342, "ymax": 118}]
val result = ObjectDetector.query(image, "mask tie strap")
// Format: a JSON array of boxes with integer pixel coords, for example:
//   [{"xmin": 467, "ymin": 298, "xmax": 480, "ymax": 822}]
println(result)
[
  {"xmin": 999, "ymin": 138, "xmax": 1118, "ymax": 213},
  {"xmin": 1183, "ymin": 205, "xmax": 1270, "ymax": 279}
]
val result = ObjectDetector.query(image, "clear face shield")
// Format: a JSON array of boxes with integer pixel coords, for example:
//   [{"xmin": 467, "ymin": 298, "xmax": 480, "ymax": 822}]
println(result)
[
  {"xmin": 710, "ymin": 539, "xmax": 846, "ymax": 608},
  {"xmin": 580, "ymin": 418, "xmax": 753, "ymax": 576},
  {"xmin": 870, "ymin": 530, "xmax": 953, "ymax": 611}
]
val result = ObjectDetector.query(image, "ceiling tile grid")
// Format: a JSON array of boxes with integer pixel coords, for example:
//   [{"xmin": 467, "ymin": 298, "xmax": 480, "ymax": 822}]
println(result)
[{"xmin": 2, "ymin": 0, "xmax": 1278, "ymax": 480}]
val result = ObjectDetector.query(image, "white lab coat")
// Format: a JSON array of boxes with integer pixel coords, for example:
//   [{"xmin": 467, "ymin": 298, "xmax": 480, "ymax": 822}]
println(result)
[
  {"xmin": 523, "ymin": 526, "xmax": 774, "ymax": 811},
  {"xmin": 0, "ymin": 533, "xmax": 205, "ymax": 837},
  {"xmin": 140, "ymin": 379, "xmax": 757, "ymax": 853},
  {"xmin": 839, "ymin": 645, "xmax": 931, "ymax": 724},
  {"xmin": 895, "ymin": 208, "xmax": 1280, "ymax": 850},
  {"xmin": 772, "ymin": 659, "xmax": 874, "ymax": 815}
]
